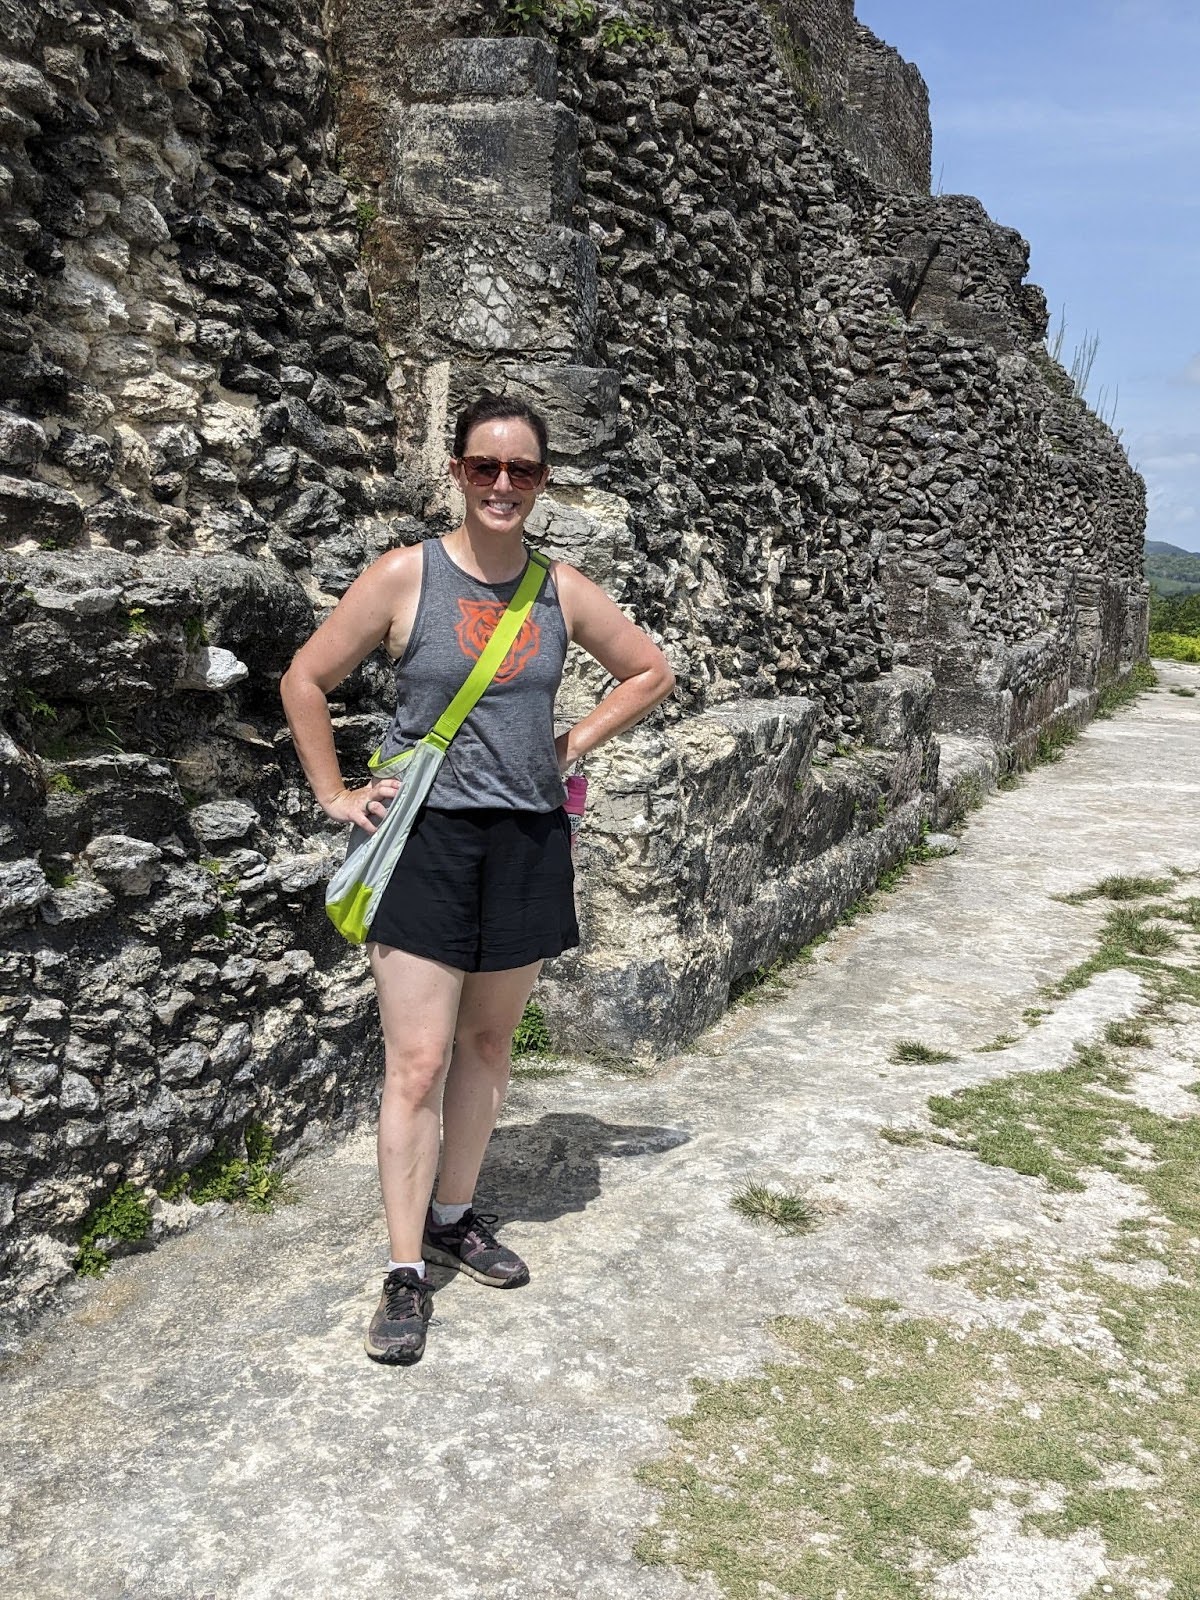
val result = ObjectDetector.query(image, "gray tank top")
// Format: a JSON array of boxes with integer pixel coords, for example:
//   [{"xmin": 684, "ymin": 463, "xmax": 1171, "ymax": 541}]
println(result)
[{"xmin": 376, "ymin": 538, "xmax": 569, "ymax": 811}]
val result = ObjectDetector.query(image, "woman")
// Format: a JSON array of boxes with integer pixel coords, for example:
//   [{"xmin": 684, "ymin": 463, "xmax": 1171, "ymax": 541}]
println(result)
[{"xmin": 280, "ymin": 391, "xmax": 674, "ymax": 1366}]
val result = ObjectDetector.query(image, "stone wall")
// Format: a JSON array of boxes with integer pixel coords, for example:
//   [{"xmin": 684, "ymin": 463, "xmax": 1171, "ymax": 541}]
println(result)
[
  {"xmin": 0, "ymin": 0, "xmax": 1147, "ymax": 1322},
  {"xmin": 0, "ymin": 0, "xmax": 421, "ymax": 1321}
]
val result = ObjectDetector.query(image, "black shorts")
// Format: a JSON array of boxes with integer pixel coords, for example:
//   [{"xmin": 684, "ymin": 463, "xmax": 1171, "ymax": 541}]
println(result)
[{"xmin": 367, "ymin": 805, "xmax": 580, "ymax": 973}]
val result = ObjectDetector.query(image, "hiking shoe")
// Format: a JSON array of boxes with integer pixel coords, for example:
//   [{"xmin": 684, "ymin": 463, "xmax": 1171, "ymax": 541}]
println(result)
[
  {"xmin": 364, "ymin": 1267, "xmax": 433, "ymax": 1365},
  {"xmin": 423, "ymin": 1207, "xmax": 530, "ymax": 1288}
]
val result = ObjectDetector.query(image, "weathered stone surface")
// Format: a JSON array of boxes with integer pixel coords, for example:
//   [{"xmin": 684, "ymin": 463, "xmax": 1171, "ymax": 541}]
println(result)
[
  {"xmin": 188, "ymin": 801, "xmax": 259, "ymax": 846},
  {"xmin": 178, "ymin": 646, "xmax": 250, "ymax": 693},
  {"xmin": 2, "ymin": 665, "xmax": 1198, "ymax": 1598},
  {"xmin": 83, "ymin": 835, "xmax": 163, "ymax": 897},
  {"xmin": 0, "ymin": 858, "xmax": 50, "ymax": 918},
  {"xmin": 389, "ymin": 101, "xmax": 578, "ymax": 224}
]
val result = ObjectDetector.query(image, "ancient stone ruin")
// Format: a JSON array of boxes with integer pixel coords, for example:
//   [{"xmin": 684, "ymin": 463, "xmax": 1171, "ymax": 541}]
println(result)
[{"xmin": 0, "ymin": 0, "xmax": 1146, "ymax": 1319}]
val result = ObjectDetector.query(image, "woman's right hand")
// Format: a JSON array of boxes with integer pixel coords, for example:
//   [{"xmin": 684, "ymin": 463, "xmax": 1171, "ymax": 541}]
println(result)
[{"xmin": 320, "ymin": 777, "xmax": 402, "ymax": 834}]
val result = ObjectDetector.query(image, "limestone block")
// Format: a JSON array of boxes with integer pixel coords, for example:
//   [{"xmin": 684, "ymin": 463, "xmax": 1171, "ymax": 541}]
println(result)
[
  {"xmin": 0, "ymin": 475, "xmax": 83, "ymax": 545},
  {"xmin": 274, "ymin": 853, "xmax": 326, "ymax": 893},
  {"xmin": 117, "ymin": 195, "xmax": 172, "ymax": 249},
  {"xmin": 470, "ymin": 364, "xmax": 620, "ymax": 459},
  {"xmin": 83, "ymin": 835, "xmax": 164, "ymax": 897},
  {"xmin": 0, "ymin": 59, "xmax": 58, "ymax": 114},
  {"xmin": 160, "ymin": 1042, "xmax": 207, "ymax": 1085},
  {"xmin": 188, "ymin": 800, "xmax": 259, "ymax": 845},
  {"xmin": 178, "ymin": 646, "xmax": 250, "ymax": 693},
  {"xmin": 0, "ymin": 860, "xmax": 51, "ymax": 919},
  {"xmin": 524, "ymin": 484, "xmax": 634, "ymax": 587},
  {"xmin": 0, "ymin": 412, "xmax": 46, "ymax": 469},
  {"xmin": 40, "ymin": 878, "xmax": 114, "ymax": 926},
  {"xmin": 59, "ymin": 1072, "xmax": 100, "ymax": 1114},
  {"xmin": 389, "ymin": 102, "xmax": 577, "ymax": 225},
  {"xmin": 853, "ymin": 666, "xmax": 935, "ymax": 750},
  {"xmin": 405, "ymin": 38, "xmax": 557, "ymax": 103},
  {"xmin": 29, "ymin": 585, "xmax": 122, "ymax": 616},
  {"xmin": 418, "ymin": 226, "xmax": 597, "ymax": 356},
  {"xmin": 118, "ymin": 373, "xmax": 200, "ymax": 423}
]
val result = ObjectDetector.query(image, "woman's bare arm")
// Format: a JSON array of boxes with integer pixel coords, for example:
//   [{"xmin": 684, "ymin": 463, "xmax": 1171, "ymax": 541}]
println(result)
[
  {"xmin": 553, "ymin": 563, "xmax": 676, "ymax": 770},
  {"xmin": 279, "ymin": 546, "xmax": 421, "ymax": 832}
]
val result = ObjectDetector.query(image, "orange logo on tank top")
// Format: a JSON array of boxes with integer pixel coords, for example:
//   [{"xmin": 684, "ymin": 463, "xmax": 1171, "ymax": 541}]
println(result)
[{"xmin": 455, "ymin": 599, "xmax": 541, "ymax": 683}]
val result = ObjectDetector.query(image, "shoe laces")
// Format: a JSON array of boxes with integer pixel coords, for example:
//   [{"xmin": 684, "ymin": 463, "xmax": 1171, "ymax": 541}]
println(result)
[
  {"xmin": 460, "ymin": 1209, "xmax": 501, "ymax": 1247},
  {"xmin": 384, "ymin": 1268, "xmax": 426, "ymax": 1319}
]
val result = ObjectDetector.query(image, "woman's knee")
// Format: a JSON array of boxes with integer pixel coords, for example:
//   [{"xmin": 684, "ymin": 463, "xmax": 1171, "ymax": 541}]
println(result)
[
  {"xmin": 456, "ymin": 1023, "xmax": 515, "ymax": 1071},
  {"xmin": 382, "ymin": 1044, "xmax": 450, "ymax": 1105}
]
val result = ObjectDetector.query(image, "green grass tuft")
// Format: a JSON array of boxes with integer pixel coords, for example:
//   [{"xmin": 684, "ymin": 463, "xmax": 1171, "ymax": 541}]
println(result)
[
  {"xmin": 890, "ymin": 1039, "xmax": 956, "ymax": 1065},
  {"xmin": 1094, "ymin": 659, "xmax": 1158, "ymax": 716},
  {"xmin": 730, "ymin": 1182, "xmax": 819, "ymax": 1235},
  {"xmin": 976, "ymin": 1033, "xmax": 1019, "ymax": 1053},
  {"xmin": 1104, "ymin": 1017, "xmax": 1154, "ymax": 1049}
]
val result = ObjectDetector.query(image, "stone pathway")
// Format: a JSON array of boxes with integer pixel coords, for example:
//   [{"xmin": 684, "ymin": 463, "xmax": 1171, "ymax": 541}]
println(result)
[{"xmin": 3, "ymin": 661, "xmax": 1199, "ymax": 1600}]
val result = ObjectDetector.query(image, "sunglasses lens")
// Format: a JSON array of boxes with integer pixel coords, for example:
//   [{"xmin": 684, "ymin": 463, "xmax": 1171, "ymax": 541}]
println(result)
[{"xmin": 461, "ymin": 456, "xmax": 544, "ymax": 489}]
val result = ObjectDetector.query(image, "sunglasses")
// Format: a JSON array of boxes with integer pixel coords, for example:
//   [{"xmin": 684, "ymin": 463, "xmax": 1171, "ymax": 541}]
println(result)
[{"xmin": 459, "ymin": 455, "xmax": 546, "ymax": 490}]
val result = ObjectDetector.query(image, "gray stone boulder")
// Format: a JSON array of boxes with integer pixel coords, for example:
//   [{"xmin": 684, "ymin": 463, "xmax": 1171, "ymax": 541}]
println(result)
[
  {"xmin": 188, "ymin": 801, "xmax": 260, "ymax": 846},
  {"xmin": 0, "ymin": 859, "xmax": 50, "ymax": 918},
  {"xmin": 83, "ymin": 835, "xmax": 164, "ymax": 897},
  {"xmin": 178, "ymin": 646, "xmax": 250, "ymax": 693}
]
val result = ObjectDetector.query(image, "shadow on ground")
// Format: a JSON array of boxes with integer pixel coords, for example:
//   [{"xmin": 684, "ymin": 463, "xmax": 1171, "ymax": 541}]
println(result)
[{"xmin": 477, "ymin": 1112, "xmax": 691, "ymax": 1223}]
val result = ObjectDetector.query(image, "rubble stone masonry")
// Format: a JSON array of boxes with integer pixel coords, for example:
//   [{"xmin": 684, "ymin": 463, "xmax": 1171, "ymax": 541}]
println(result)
[{"xmin": 0, "ymin": 0, "xmax": 1146, "ymax": 1321}]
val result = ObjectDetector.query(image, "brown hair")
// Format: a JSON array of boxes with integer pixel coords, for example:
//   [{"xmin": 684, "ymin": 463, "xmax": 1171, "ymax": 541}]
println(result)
[{"xmin": 452, "ymin": 390, "xmax": 549, "ymax": 463}]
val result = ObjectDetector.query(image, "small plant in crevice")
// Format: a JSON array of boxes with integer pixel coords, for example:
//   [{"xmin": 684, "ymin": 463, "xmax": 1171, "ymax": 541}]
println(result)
[
  {"xmin": 1034, "ymin": 721, "xmax": 1079, "ymax": 765},
  {"xmin": 512, "ymin": 1000, "xmax": 553, "ymax": 1059},
  {"xmin": 1094, "ymin": 659, "xmax": 1158, "ymax": 718},
  {"xmin": 501, "ymin": 0, "xmax": 597, "ymax": 38},
  {"xmin": 599, "ymin": 13, "xmax": 665, "ymax": 46},
  {"xmin": 353, "ymin": 197, "xmax": 379, "ymax": 231},
  {"xmin": 890, "ymin": 1038, "xmax": 956, "ymax": 1066},
  {"xmin": 730, "ymin": 1181, "xmax": 819, "ymax": 1235},
  {"xmin": 75, "ymin": 1182, "xmax": 153, "ymax": 1276},
  {"xmin": 44, "ymin": 771, "xmax": 80, "ymax": 795},
  {"xmin": 161, "ymin": 1123, "xmax": 282, "ymax": 1212},
  {"xmin": 729, "ymin": 958, "xmax": 788, "ymax": 1007},
  {"xmin": 183, "ymin": 614, "xmax": 209, "ymax": 650},
  {"xmin": 125, "ymin": 606, "xmax": 149, "ymax": 638},
  {"xmin": 511, "ymin": 1061, "xmax": 569, "ymax": 1082},
  {"xmin": 879, "ymin": 1125, "xmax": 926, "ymax": 1148}
]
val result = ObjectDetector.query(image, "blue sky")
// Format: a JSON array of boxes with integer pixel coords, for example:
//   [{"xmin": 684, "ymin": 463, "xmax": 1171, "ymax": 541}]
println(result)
[{"xmin": 854, "ymin": 0, "xmax": 1200, "ymax": 552}]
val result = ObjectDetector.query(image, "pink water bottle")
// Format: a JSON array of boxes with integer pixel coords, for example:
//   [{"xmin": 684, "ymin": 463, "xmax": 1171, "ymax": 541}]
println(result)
[{"xmin": 564, "ymin": 773, "xmax": 588, "ymax": 847}]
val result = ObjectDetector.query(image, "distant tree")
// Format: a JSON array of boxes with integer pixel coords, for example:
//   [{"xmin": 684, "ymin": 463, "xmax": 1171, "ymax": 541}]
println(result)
[{"xmin": 1149, "ymin": 589, "xmax": 1200, "ymax": 637}]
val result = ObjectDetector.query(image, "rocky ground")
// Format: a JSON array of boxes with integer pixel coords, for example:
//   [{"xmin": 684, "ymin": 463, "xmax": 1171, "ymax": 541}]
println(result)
[{"xmin": 1, "ymin": 659, "xmax": 1198, "ymax": 1600}]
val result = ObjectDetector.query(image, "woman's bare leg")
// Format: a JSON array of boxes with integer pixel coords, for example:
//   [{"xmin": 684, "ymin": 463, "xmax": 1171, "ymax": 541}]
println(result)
[
  {"xmin": 435, "ymin": 961, "xmax": 543, "ymax": 1206},
  {"xmin": 368, "ymin": 942, "xmax": 465, "ymax": 1261}
]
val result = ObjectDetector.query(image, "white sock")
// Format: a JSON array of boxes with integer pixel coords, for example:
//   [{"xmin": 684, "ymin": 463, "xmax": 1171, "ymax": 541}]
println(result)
[
  {"xmin": 432, "ymin": 1200, "xmax": 470, "ymax": 1226},
  {"xmin": 387, "ymin": 1259, "xmax": 426, "ymax": 1277}
]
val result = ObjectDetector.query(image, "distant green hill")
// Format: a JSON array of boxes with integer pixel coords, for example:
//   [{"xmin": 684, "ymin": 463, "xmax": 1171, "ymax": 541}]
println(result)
[
  {"xmin": 1145, "ymin": 543, "xmax": 1200, "ymax": 595},
  {"xmin": 1146, "ymin": 540, "xmax": 1193, "ymax": 556}
]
